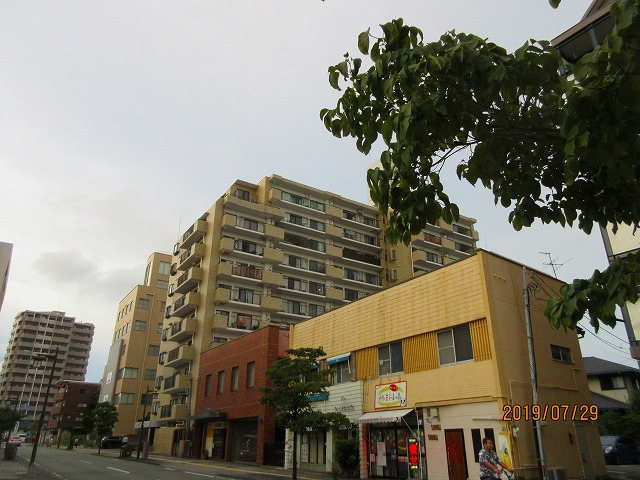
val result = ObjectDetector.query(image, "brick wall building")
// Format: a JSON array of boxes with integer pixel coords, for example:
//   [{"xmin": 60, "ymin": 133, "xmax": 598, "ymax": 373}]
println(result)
[
  {"xmin": 50, "ymin": 380, "xmax": 100, "ymax": 440},
  {"xmin": 186, "ymin": 325, "xmax": 289, "ymax": 464}
]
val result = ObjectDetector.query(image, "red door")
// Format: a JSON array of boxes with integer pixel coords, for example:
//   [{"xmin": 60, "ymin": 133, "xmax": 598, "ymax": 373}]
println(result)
[{"xmin": 445, "ymin": 429, "xmax": 468, "ymax": 480}]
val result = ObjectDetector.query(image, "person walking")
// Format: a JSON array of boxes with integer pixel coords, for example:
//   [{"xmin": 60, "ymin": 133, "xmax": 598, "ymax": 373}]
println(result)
[{"xmin": 479, "ymin": 437, "xmax": 513, "ymax": 480}]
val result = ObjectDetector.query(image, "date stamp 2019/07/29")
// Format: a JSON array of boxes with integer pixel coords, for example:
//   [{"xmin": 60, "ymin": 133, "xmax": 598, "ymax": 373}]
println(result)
[{"xmin": 502, "ymin": 404, "xmax": 598, "ymax": 422}]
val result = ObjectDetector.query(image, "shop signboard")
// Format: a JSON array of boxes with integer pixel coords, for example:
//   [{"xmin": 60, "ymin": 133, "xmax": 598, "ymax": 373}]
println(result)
[
  {"xmin": 408, "ymin": 438, "xmax": 419, "ymax": 470},
  {"xmin": 374, "ymin": 381, "xmax": 407, "ymax": 409}
]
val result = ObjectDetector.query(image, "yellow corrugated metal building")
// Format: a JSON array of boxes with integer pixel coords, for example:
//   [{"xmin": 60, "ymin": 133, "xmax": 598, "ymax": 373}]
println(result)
[{"xmin": 290, "ymin": 250, "xmax": 607, "ymax": 480}]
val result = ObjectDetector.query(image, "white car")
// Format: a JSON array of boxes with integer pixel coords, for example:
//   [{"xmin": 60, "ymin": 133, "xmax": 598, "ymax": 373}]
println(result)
[{"xmin": 8, "ymin": 436, "xmax": 24, "ymax": 446}]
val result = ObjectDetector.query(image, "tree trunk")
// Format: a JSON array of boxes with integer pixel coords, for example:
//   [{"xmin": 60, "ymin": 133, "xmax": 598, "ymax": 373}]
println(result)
[
  {"xmin": 292, "ymin": 430, "xmax": 298, "ymax": 480},
  {"xmin": 67, "ymin": 431, "xmax": 74, "ymax": 450},
  {"xmin": 97, "ymin": 438, "xmax": 101, "ymax": 455}
]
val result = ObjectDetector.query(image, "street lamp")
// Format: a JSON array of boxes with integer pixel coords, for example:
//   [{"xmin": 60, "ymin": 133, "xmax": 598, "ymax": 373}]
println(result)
[
  {"xmin": 136, "ymin": 385, "xmax": 156, "ymax": 460},
  {"xmin": 29, "ymin": 348, "xmax": 59, "ymax": 468}
]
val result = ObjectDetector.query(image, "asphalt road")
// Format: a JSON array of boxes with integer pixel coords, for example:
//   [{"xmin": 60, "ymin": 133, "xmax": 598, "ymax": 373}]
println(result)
[{"xmin": 15, "ymin": 445, "xmax": 321, "ymax": 480}]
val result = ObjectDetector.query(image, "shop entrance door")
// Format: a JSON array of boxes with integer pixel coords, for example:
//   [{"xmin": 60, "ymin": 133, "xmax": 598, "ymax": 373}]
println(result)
[
  {"xmin": 445, "ymin": 429, "xmax": 468, "ymax": 480},
  {"xmin": 369, "ymin": 426, "xmax": 411, "ymax": 479}
]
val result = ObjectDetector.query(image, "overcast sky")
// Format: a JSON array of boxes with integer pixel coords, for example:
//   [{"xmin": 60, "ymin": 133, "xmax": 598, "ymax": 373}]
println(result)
[{"xmin": 1, "ymin": 0, "xmax": 635, "ymax": 382}]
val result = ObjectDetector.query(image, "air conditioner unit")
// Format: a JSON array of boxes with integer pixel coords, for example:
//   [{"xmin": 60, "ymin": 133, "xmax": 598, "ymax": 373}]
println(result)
[{"xmin": 547, "ymin": 466, "xmax": 568, "ymax": 480}]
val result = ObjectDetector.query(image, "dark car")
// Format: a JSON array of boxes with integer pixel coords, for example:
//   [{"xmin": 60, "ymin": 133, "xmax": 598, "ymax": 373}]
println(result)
[
  {"xmin": 601, "ymin": 435, "xmax": 639, "ymax": 464},
  {"xmin": 101, "ymin": 436, "xmax": 123, "ymax": 449}
]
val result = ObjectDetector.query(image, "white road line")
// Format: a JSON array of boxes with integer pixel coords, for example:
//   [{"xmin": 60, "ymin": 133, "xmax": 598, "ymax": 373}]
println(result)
[
  {"xmin": 79, "ymin": 460, "xmax": 92, "ymax": 464},
  {"xmin": 164, "ymin": 467, "xmax": 175, "ymax": 470},
  {"xmin": 53, "ymin": 474, "xmax": 61, "ymax": 478},
  {"xmin": 106, "ymin": 466, "xmax": 130, "ymax": 474},
  {"xmin": 185, "ymin": 472, "xmax": 217, "ymax": 478}
]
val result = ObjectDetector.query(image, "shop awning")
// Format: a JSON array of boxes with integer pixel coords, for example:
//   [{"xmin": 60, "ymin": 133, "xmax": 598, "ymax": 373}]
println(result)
[
  {"xmin": 134, "ymin": 420, "xmax": 162, "ymax": 429},
  {"xmin": 326, "ymin": 353, "xmax": 351, "ymax": 365},
  {"xmin": 357, "ymin": 409, "xmax": 414, "ymax": 424}
]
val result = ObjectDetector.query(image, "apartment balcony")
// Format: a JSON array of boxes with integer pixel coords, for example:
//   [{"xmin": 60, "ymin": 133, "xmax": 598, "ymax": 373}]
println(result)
[
  {"xmin": 264, "ymin": 224, "xmax": 285, "ymax": 241},
  {"xmin": 340, "ymin": 248, "xmax": 382, "ymax": 270},
  {"xmin": 339, "ymin": 231, "xmax": 381, "ymax": 253},
  {"xmin": 260, "ymin": 295, "xmax": 282, "ymax": 312},
  {"xmin": 325, "ymin": 204, "xmax": 342, "ymax": 218},
  {"xmin": 180, "ymin": 219, "xmax": 207, "ymax": 250},
  {"xmin": 215, "ymin": 312, "xmax": 260, "ymax": 332},
  {"xmin": 217, "ymin": 262, "xmax": 263, "ymax": 284},
  {"xmin": 326, "ymin": 244, "xmax": 342, "ymax": 259},
  {"xmin": 164, "ymin": 345, "xmax": 196, "ymax": 368},
  {"xmin": 175, "ymin": 267, "xmax": 204, "ymax": 295},
  {"xmin": 221, "ymin": 214, "xmax": 263, "ymax": 238},
  {"xmin": 325, "ymin": 265, "xmax": 343, "ymax": 279},
  {"xmin": 223, "ymin": 191, "xmax": 283, "ymax": 220},
  {"xmin": 262, "ymin": 270, "xmax": 283, "ymax": 286},
  {"xmin": 162, "ymin": 373, "xmax": 191, "ymax": 394},
  {"xmin": 325, "ymin": 224, "xmax": 342, "ymax": 239},
  {"xmin": 159, "ymin": 403, "xmax": 188, "ymax": 421},
  {"xmin": 326, "ymin": 287, "xmax": 345, "ymax": 302},
  {"xmin": 213, "ymin": 288, "xmax": 231, "ymax": 305},
  {"xmin": 167, "ymin": 317, "xmax": 197, "ymax": 343},
  {"xmin": 178, "ymin": 243, "xmax": 205, "ymax": 271},
  {"xmin": 264, "ymin": 247, "xmax": 284, "ymax": 264},
  {"xmin": 171, "ymin": 291, "xmax": 200, "ymax": 318}
]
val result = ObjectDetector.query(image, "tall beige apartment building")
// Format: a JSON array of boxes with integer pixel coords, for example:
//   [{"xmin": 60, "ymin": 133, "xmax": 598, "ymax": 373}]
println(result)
[
  {"xmin": 152, "ymin": 174, "xmax": 478, "ymax": 455},
  {"xmin": 0, "ymin": 311, "xmax": 94, "ymax": 429},
  {"xmin": 99, "ymin": 252, "xmax": 171, "ymax": 436}
]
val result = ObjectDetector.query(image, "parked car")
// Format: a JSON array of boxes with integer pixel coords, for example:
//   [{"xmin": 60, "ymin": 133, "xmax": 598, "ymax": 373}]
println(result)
[
  {"xmin": 601, "ymin": 435, "xmax": 640, "ymax": 464},
  {"xmin": 100, "ymin": 436, "xmax": 124, "ymax": 449},
  {"xmin": 8, "ymin": 436, "xmax": 24, "ymax": 446}
]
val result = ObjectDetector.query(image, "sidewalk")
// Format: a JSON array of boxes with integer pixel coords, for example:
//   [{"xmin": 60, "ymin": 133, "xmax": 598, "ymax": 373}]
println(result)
[
  {"xmin": 0, "ymin": 448, "xmax": 56, "ymax": 480},
  {"xmin": 89, "ymin": 447, "xmax": 349, "ymax": 480}
]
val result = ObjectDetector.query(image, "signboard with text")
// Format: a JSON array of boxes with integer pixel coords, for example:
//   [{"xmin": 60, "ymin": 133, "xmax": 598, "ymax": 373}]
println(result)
[{"xmin": 374, "ymin": 381, "xmax": 407, "ymax": 409}]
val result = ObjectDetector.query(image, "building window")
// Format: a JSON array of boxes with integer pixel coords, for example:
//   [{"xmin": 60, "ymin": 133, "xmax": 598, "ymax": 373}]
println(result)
[
  {"xmin": 138, "ymin": 299, "xmax": 150, "ymax": 309},
  {"xmin": 144, "ymin": 263, "xmax": 151, "ymax": 286},
  {"xmin": 309, "ymin": 281, "xmax": 325, "ymax": 296},
  {"xmin": 309, "ymin": 260, "xmax": 325, "ymax": 273},
  {"xmin": 217, "ymin": 370, "xmax": 225, "ymax": 394},
  {"xmin": 235, "ymin": 188, "xmax": 250, "ymax": 201},
  {"xmin": 144, "ymin": 369, "xmax": 156, "ymax": 380},
  {"xmin": 437, "ymin": 325, "xmax": 473, "ymax": 365},
  {"xmin": 550, "ymin": 344, "xmax": 572, "ymax": 363},
  {"xmin": 205, "ymin": 374, "xmax": 212, "ymax": 397},
  {"xmin": 309, "ymin": 219, "xmax": 325, "ymax": 231},
  {"xmin": 231, "ymin": 366, "xmax": 239, "ymax": 392},
  {"xmin": 453, "ymin": 224, "xmax": 471, "ymax": 236},
  {"xmin": 157, "ymin": 323, "xmax": 163, "ymax": 334},
  {"xmin": 427, "ymin": 252, "xmax": 443, "ymax": 264},
  {"xmin": 117, "ymin": 368, "xmax": 138, "ymax": 379},
  {"xmin": 246, "ymin": 362, "xmax": 255, "ymax": 388},
  {"xmin": 213, "ymin": 336, "xmax": 228, "ymax": 344},
  {"xmin": 157, "ymin": 280, "xmax": 169, "ymax": 289},
  {"xmin": 332, "ymin": 360, "xmax": 350, "ymax": 384},
  {"xmin": 378, "ymin": 342, "xmax": 403, "ymax": 375},
  {"xmin": 148, "ymin": 345, "xmax": 160, "ymax": 356},
  {"xmin": 288, "ymin": 214, "xmax": 304, "ymax": 226},
  {"xmin": 158, "ymin": 261, "xmax": 171, "ymax": 275},
  {"xmin": 239, "ymin": 217, "xmax": 261, "ymax": 231},
  {"xmin": 134, "ymin": 320, "xmax": 147, "ymax": 331},
  {"xmin": 114, "ymin": 393, "xmax": 134, "ymax": 405},
  {"xmin": 454, "ymin": 242, "xmax": 474, "ymax": 254},
  {"xmin": 308, "ymin": 304, "xmax": 325, "ymax": 317},
  {"xmin": 344, "ymin": 289, "xmax": 360, "ymax": 302}
]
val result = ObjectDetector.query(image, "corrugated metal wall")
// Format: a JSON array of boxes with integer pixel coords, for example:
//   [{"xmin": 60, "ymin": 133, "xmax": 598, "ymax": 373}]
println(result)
[
  {"xmin": 402, "ymin": 332, "xmax": 438, "ymax": 373},
  {"xmin": 355, "ymin": 347, "xmax": 377, "ymax": 380},
  {"xmin": 470, "ymin": 318, "xmax": 491, "ymax": 362}
]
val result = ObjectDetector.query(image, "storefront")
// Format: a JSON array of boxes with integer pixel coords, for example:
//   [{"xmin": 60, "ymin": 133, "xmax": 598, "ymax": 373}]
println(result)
[{"xmin": 359, "ymin": 408, "xmax": 425, "ymax": 479}]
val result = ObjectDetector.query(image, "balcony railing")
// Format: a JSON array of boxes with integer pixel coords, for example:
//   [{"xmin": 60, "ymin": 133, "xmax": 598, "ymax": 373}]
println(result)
[
  {"xmin": 342, "ymin": 248, "xmax": 381, "ymax": 266},
  {"xmin": 232, "ymin": 264, "xmax": 262, "ymax": 280}
]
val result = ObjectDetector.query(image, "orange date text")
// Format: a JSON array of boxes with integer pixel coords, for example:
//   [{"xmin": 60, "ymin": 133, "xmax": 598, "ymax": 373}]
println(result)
[{"xmin": 502, "ymin": 404, "xmax": 598, "ymax": 422}]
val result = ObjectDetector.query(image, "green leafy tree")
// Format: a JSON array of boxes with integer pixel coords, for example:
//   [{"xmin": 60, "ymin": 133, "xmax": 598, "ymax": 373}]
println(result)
[
  {"xmin": 91, "ymin": 402, "xmax": 118, "ymax": 454},
  {"xmin": 260, "ymin": 348, "xmax": 350, "ymax": 480},
  {"xmin": 321, "ymin": 0, "xmax": 640, "ymax": 333},
  {"xmin": 0, "ymin": 407, "xmax": 22, "ymax": 448},
  {"xmin": 599, "ymin": 390, "xmax": 640, "ymax": 440}
]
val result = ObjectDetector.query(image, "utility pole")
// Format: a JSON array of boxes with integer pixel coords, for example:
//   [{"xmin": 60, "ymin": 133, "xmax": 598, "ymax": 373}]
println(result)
[
  {"xmin": 137, "ymin": 385, "xmax": 155, "ymax": 460},
  {"xmin": 29, "ymin": 348, "xmax": 59, "ymax": 468},
  {"xmin": 523, "ymin": 267, "xmax": 546, "ymax": 479}
]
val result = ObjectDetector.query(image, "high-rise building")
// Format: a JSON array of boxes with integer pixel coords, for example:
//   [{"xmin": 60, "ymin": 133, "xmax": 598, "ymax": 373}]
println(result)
[
  {"xmin": 152, "ymin": 174, "xmax": 478, "ymax": 455},
  {"xmin": 0, "ymin": 311, "xmax": 94, "ymax": 429},
  {"xmin": 0, "ymin": 241, "xmax": 13, "ymax": 312},
  {"xmin": 99, "ymin": 252, "xmax": 171, "ymax": 436}
]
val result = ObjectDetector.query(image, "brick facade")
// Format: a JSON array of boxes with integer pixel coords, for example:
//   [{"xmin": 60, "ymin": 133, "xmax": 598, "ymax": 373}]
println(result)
[{"xmin": 193, "ymin": 325, "xmax": 289, "ymax": 464}]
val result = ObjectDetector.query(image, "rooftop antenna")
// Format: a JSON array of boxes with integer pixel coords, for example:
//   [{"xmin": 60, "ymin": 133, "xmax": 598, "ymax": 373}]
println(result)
[{"xmin": 539, "ymin": 251, "xmax": 564, "ymax": 279}]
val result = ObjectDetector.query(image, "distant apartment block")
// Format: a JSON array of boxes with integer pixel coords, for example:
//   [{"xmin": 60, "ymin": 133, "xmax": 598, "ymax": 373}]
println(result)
[
  {"xmin": 50, "ymin": 380, "xmax": 101, "ymax": 441},
  {"xmin": 99, "ymin": 252, "xmax": 171, "ymax": 436},
  {"xmin": 152, "ymin": 174, "xmax": 478, "ymax": 456},
  {"xmin": 0, "ymin": 241, "xmax": 13, "ymax": 312},
  {"xmin": 0, "ymin": 311, "xmax": 94, "ymax": 428}
]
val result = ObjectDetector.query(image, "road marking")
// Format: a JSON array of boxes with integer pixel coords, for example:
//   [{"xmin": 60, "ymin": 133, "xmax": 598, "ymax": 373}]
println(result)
[
  {"xmin": 79, "ymin": 460, "xmax": 92, "ymax": 464},
  {"xmin": 185, "ymin": 473, "xmax": 217, "ymax": 478},
  {"xmin": 106, "ymin": 467, "xmax": 130, "ymax": 474},
  {"xmin": 53, "ymin": 474, "xmax": 61, "ymax": 478},
  {"xmin": 158, "ymin": 458, "xmax": 318, "ymax": 480},
  {"xmin": 164, "ymin": 467, "xmax": 175, "ymax": 470}
]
